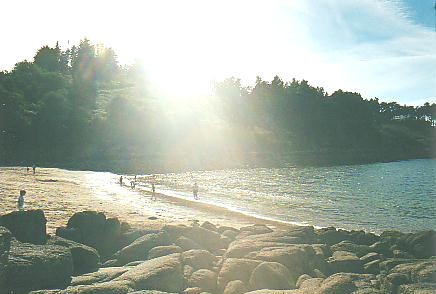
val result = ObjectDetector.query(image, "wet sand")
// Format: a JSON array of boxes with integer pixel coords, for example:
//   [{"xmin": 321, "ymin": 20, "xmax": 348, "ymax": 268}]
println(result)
[{"xmin": 0, "ymin": 167, "xmax": 289, "ymax": 233}]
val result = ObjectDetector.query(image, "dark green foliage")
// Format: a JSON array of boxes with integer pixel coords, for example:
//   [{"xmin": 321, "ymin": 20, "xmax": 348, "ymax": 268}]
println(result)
[{"xmin": 0, "ymin": 39, "xmax": 435, "ymax": 171}]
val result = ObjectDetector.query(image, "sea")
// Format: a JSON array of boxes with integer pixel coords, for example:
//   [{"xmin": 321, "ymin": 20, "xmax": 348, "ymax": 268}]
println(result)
[{"xmin": 123, "ymin": 159, "xmax": 435, "ymax": 234}]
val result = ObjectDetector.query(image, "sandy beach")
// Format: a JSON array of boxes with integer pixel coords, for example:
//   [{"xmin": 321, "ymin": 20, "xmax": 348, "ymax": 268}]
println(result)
[{"xmin": 0, "ymin": 167, "xmax": 288, "ymax": 233}]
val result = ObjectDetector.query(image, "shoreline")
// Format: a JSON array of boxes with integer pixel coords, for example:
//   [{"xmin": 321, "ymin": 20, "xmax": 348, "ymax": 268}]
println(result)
[{"xmin": 1, "ymin": 165, "xmax": 434, "ymax": 235}]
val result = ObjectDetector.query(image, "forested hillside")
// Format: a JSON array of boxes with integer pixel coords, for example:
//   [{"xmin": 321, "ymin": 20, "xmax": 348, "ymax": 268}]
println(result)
[{"xmin": 1, "ymin": 39, "xmax": 435, "ymax": 172}]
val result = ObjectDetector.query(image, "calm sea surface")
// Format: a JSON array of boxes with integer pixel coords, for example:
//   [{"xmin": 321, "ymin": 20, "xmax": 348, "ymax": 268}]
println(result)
[{"xmin": 135, "ymin": 159, "xmax": 436, "ymax": 233}]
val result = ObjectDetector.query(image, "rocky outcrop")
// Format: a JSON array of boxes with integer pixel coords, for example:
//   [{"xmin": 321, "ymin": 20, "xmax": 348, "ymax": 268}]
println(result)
[
  {"xmin": 0, "ymin": 227, "xmax": 11, "ymax": 294},
  {"xmin": 46, "ymin": 235, "xmax": 100, "ymax": 275},
  {"xmin": 217, "ymin": 258, "xmax": 261, "ymax": 290},
  {"xmin": 249, "ymin": 261, "xmax": 296, "ymax": 290},
  {"xmin": 0, "ymin": 209, "xmax": 47, "ymax": 244},
  {"xmin": 6, "ymin": 239, "xmax": 73, "ymax": 293},
  {"xmin": 327, "ymin": 250, "xmax": 363, "ymax": 274},
  {"xmin": 223, "ymin": 280, "xmax": 247, "ymax": 294},
  {"xmin": 148, "ymin": 245, "xmax": 183, "ymax": 260},
  {"xmin": 115, "ymin": 231, "xmax": 171, "ymax": 265},
  {"xmin": 188, "ymin": 269, "xmax": 217, "ymax": 292},
  {"xmin": 182, "ymin": 249, "xmax": 217, "ymax": 270},
  {"xmin": 2, "ymin": 209, "xmax": 435, "ymax": 294},
  {"xmin": 114, "ymin": 253, "xmax": 184, "ymax": 292},
  {"xmin": 62, "ymin": 211, "xmax": 124, "ymax": 258}
]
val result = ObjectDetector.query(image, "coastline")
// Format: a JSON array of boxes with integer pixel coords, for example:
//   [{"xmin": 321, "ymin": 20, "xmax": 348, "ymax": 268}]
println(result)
[{"xmin": 0, "ymin": 167, "xmax": 292, "ymax": 233}]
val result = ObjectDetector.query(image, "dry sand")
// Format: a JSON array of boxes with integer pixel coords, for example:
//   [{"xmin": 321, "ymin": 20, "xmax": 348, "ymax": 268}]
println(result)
[{"xmin": 0, "ymin": 167, "xmax": 289, "ymax": 233}]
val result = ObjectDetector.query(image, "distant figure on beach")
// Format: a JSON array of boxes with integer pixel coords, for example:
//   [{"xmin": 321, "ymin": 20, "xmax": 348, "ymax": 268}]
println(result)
[
  {"xmin": 26, "ymin": 167, "xmax": 29, "ymax": 173},
  {"xmin": 18, "ymin": 190, "xmax": 26, "ymax": 210},
  {"xmin": 193, "ymin": 182, "xmax": 199, "ymax": 200},
  {"xmin": 151, "ymin": 183, "xmax": 156, "ymax": 200},
  {"xmin": 134, "ymin": 175, "xmax": 137, "ymax": 182},
  {"xmin": 119, "ymin": 176, "xmax": 123, "ymax": 186},
  {"xmin": 130, "ymin": 180, "xmax": 136, "ymax": 189},
  {"xmin": 32, "ymin": 165, "xmax": 36, "ymax": 174}
]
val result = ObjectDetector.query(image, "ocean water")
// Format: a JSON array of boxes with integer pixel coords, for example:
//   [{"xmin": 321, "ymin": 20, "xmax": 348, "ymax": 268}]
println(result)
[{"xmin": 135, "ymin": 159, "xmax": 436, "ymax": 233}]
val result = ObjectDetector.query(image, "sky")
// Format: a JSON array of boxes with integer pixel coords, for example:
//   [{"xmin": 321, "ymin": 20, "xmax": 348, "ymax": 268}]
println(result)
[{"xmin": 0, "ymin": 0, "xmax": 435, "ymax": 105}]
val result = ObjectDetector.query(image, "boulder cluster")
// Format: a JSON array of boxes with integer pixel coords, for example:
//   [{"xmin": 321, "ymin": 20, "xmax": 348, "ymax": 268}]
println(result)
[{"xmin": 0, "ymin": 210, "xmax": 435, "ymax": 294}]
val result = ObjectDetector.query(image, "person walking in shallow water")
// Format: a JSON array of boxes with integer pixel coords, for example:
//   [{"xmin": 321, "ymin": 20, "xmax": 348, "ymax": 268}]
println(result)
[
  {"xmin": 151, "ymin": 183, "xmax": 156, "ymax": 200},
  {"xmin": 193, "ymin": 182, "xmax": 199, "ymax": 200},
  {"xmin": 18, "ymin": 190, "xmax": 26, "ymax": 210}
]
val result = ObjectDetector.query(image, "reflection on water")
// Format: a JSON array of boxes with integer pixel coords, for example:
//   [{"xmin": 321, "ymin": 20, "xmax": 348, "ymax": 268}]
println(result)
[
  {"xmin": 134, "ymin": 159, "xmax": 436, "ymax": 233},
  {"xmin": 83, "ymin": 159, "xmax": 435, "ymax": 233}
]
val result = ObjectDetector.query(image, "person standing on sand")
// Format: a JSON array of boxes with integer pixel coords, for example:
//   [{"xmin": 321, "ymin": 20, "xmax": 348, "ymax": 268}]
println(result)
[
  {"xmin": 18, "ymin": 190, "xmax": 26, "ymax": 210},
  {"xmin": 119, "ymin": 176, "xmax": 123, "ymax": 186},
  {"xmin": 32, "ymin": 165, "xmax": 36, "ymax": 174},
  {"xmin": 193, "ymin": 182, "xmax": 199, "ymax": 200},
  {"xmin": 26, "ymin": 167, "xmax": 30, "ymax": 173},
  {"xmin": 151, "ymin": 183, "xmax": 156, "ymax": 200}
]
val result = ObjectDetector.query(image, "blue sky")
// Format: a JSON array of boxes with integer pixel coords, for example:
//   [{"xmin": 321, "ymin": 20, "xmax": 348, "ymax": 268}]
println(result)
[{"xmin": 0, "ymin": 0, "xmax": 435, "ymax": 105}]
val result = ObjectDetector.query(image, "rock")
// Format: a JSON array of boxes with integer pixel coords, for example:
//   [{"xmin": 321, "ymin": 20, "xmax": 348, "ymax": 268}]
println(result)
[
  {"xmin": 296, "ymin": 274, "xmax": 312, "ymax": 288},
  {"xmin": 298, "ymin": 277, "xmax": 324, "ymax": 290},
  {"xmin": 188, "ymin": 269, "xmax": 217, "ymax": 292},
  {"xmin": 182, "ymin": 249, "xmax": 217, "ymax": 270},
  {"xmin": 6, "ymin": 239, "xmax": 73, "ymax": 293},
  {"xmin": 67, "ymin": 211, "xmax": 106, "ymax": 247},
  {"xmin": 398, "ymin": 283, "xmax": 436, "ymax": 293},
  {"xmin": 148, "ymin": 245, "xmax": 183, "ymax": 260},
  {"xmin": 102, "ymin": 259, "xmax": 120, "ymax": 267},
  {"xmin": 331, "ymin": 241, "xmax": 372, "ymax": 257},
  {"xmin": 239, "ymin": 224, "xmax": 273, "ymax": 237},
  {"xmin": 222, "ymin": 230, "xmax": 239, "ymax": 241},
  {"xmin": 349, "ymin": 231, "xmax": 379, "ymax": 246},
  {"xmin": 0, "ymin": 209, "xmax": 47, "ymax": 244},
  {"xmin": 128, "ymin": 291, "xmax": 177, "ymax": 294},
  {"xmin": 184, "ymin": 265, "xmax": 195, "ymax": 281},
  {"xmin": 176, "ymin": 236, "xmax": 203, "ymax": 251},
  {"xmin": 162, "ymin": 224, "xmax": 187, "ymax": 242},
  {"xmin": 360, "ymin": 252, "xmax": 381, "ymax": 264},
  {"xmin": 217, "ymin": 258, "xmax": 261, "ymax": 290},
  {"xmin": 379, "ymin": 258, "xmax": 421, "ymax": 273},
  {"xmin": 245, "ymin": 244, "xmax": 328, "ymax": 280},
  {"xmin": 389, "ymin": 258, "xmax": 436, "ymax": 284},
  {"xmin": 244, "ymin": 290, "xmax": 301, "ymax": 294},
  {"xmin": 221, "ymin": 235, "xmax": 232, "ymax": 248},
  {"xmin": 200, "ymin": 221, "xmax": 218, "ymax": 232},
  {"xmin": 115, "ymin": 231, "xmax": 170, "ymax": 265},
  {"xmin": 316, "ymin": 227, "xmax": 351, "ymax": 245},
  {"xmin": 364, "ymin": 260, "xmax": 381, "ymax": 274},
  {"xmin": 387, "ymin": 273, "xmax": 409, "ymax": 285},
  {"xmin": 327, "ymin": 251, "xmax": 363, "ymax": 274},
  {"xmin": 0, "ymin": 227, "xmax": 11, "ymax": 293},
  {"xmin": 370, "ymin": 241, "xmax": 393, "ymax": 257},
  {"xmin": 47, "ymin": 235, "xmax": 100, "ymax": 275},
  {"xmin": 392, "ymin": 249, "xmax": 414, "ymax": 259},
  {"xmin": 66, "ymin": 211, "xmax": 124, "ymax": 258},
  {"xmin": 62, "ymin": 280, "xmax": 134, "ymax": 293},
  {"xmin": 249, "ymin": 261, "xmax": 296, "ymax": 290},
  {"xmin": 114, "ymin": 253, "xmax": 184, "ymax": 292},
  {"xmin": 317, "ymin": 273, "xmax": 357, "ymax": 294},
  {"xmin": 184, "ymin": 226, "xmax": 223, "ymax": 252},
  {"xmin": 223, "ymin": 280, "xmax": 247, "ymax": 294},
  {"xmin": 126, "ymin": 261, "xmax": 146, "ymax": 267},
  {"xmin": 403, "ymin": 230, "xmax": 436, "ymax": 259},
  {"xmin": 56, "ymin": 227, "xmax": 81, "ymax": 243},
  {"xmin": 70, "ymin": 267, "xmax": 129, "ymax": 286},
  {"xmin": 217, "ymin": 226, "xmax": 239, "ymax": 235},
  {"xmin": 225, "ymin": 227, "xmax": 317, "ymax": 258},
  {"xmin": 118, "ymin": 229, "xmax": 151, "ymax": 249},
  {"xmin": 182, "ymin": 287, "xmax": 203, "ymax": 294}
]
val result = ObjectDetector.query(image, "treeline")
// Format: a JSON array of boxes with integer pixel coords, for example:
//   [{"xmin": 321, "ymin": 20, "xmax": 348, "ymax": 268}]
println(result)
[{"xmin": 0, "ymin": 40, "xmax": 435, "ymax": 171}]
